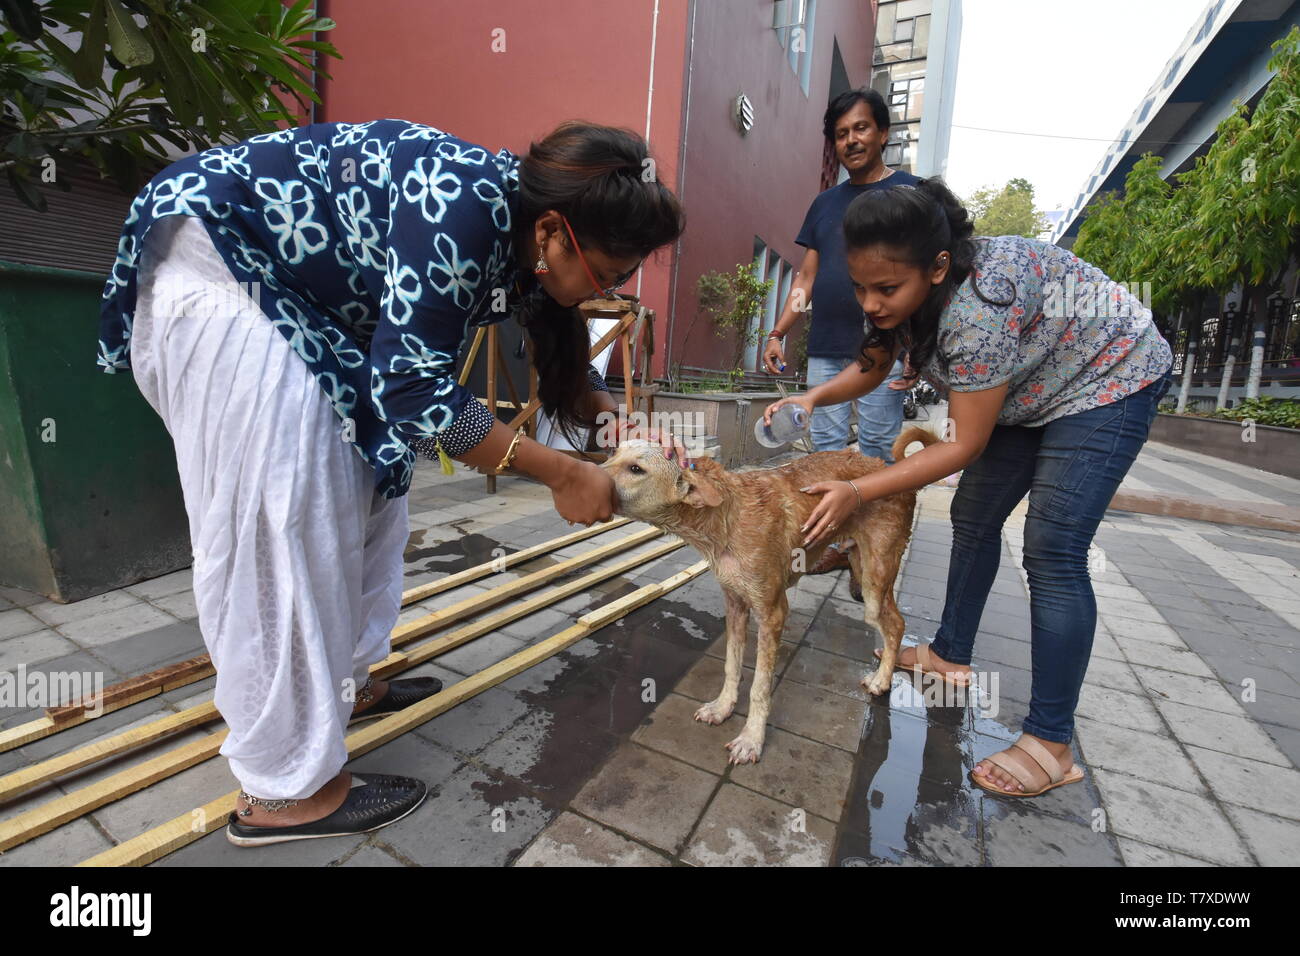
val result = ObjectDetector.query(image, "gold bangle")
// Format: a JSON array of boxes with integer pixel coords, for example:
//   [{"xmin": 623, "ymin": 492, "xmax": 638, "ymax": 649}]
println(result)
[
  {"xmin": 495, "ymin": 427, "xmax": 525, "ymax": 474},
  {"xmin": 845, "ymin": 479, "xmax": 862, "ymax": 511}
]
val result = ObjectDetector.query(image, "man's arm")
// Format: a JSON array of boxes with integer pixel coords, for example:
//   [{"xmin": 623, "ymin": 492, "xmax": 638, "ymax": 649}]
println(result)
[{"xmin": 762, "ymin": 247, "xmax": 818, "ymax": 373}]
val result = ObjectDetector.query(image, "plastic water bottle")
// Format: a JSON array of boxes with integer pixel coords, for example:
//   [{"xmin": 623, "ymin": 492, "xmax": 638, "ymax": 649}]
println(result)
[{"xmin": 754, "ymin": 404, "xmax": 810, "ymax": 448}]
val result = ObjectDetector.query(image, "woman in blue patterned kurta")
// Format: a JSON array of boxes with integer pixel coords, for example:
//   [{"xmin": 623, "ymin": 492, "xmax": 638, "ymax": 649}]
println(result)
[
  {"xmin": 765, "ymin": 179, "xmax": 1174, "ymax": 801},
  {"xmin": 98, "ymin": 119, "xmax": 684, "ymax": 844}
]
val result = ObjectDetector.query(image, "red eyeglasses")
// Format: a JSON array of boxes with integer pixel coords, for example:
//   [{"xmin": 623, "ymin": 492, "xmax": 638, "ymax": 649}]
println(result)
[{"xmin": 561, "ymin": 214, "xmax": 642, "ymax": 299}]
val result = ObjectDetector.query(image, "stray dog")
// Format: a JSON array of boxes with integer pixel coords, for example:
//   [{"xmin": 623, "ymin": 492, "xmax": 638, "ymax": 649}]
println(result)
[{"xmin": 602, "ymin": 426, "xmax": 939, "ymax": 763}]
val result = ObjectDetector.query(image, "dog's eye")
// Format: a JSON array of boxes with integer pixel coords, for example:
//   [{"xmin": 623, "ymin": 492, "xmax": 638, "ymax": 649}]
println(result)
[{"xmin": 629, "ymin": 464, "xmax": 644, "ymax": 475}]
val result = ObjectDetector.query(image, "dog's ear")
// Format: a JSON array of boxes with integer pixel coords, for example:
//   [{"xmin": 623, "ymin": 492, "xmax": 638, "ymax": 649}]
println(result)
[{"xmin": 676, "ymin": 467, "xmax": 722, "ymax": 509}]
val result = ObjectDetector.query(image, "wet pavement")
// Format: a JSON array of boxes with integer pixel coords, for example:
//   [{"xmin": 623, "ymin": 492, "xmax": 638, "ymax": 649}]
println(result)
[{"xmin": 1, "ymin": 440, "xmax": 1297, "ymax": 866}]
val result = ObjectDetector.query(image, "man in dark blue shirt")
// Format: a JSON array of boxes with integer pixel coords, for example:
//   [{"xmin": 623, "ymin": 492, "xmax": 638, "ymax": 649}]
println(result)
[{"xmin": 763, "ymin": 89, "xmax": 918, "ymax": 578}]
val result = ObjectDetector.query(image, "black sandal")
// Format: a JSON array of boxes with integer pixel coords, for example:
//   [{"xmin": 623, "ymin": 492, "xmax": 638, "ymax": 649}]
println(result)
[
  {"xmin": 347, "ymin": 676, "xmax": 444, "ymax": 726},
  {"xmin": 225, "ymin": 772, "xmax": 428, "ymax": 847}
]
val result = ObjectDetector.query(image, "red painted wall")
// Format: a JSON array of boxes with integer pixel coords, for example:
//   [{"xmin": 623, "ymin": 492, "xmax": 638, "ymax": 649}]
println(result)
[
  {"xmin": 667, "ymin": 0, "xmax": 875, "ymax": 374},
  {"xmin": 317, "ymin": 0, "xmax": 688, "ymax": 379}
]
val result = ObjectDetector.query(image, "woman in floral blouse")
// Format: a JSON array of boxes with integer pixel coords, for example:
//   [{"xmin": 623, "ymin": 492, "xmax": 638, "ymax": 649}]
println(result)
[
  {"xmin": 765, "ymin": 178, "xmax": 1173, "ymax": 799},
  {"xmin": 98, "ymin": 119, "xmax": 685, "ymax": 845}
]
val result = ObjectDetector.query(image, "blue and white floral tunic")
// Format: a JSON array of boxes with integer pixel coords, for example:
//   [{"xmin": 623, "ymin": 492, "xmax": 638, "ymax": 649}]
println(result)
[{"xmin": 97, "ymin": 118, "xmax": 607, "ymax": 499}]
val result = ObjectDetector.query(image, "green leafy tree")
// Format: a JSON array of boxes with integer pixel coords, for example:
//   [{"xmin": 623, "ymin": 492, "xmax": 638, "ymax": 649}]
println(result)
[
  {"xmin": 1074, "ymin": 189, "xmax": 1129, "ymax": 276},
  {"xmin": 964, "ymin": 178, "xmax": 1049, "ymax": 237},
  {"xmin": 1, "ymin": 0, "xmax": 340, "ymax": 209},
  {"xmin": 1074, "ymin": 27, "xmax": 1300, "ymax": 407}
]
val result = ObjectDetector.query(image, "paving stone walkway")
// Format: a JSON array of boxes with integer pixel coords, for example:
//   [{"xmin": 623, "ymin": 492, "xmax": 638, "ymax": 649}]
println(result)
[{"xmin": 0, "ymin": 440, "xmax": 1296, "ymax": 866}]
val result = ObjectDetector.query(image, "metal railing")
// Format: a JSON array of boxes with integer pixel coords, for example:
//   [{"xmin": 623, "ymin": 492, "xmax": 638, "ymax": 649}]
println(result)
[{"xmin": 1184, "ymin": 357, "xmax": 1300, "ymax": 388}]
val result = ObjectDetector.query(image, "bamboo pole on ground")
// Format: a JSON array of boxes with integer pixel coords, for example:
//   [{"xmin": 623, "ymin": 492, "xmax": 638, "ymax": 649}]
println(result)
[
  {"xmin": 0, "ymin": 519, "xmax": 635, "ymax": 754},
  {"xmin": 0, "ymin": 536, "xmax": 683, "ymax": 803},
  {"xmin": 77, "ymin": 560, "xmax": 707, "ymax": 867},
  {"xmin": 0, "ymin": 540, "xmax": 687, "ymax": 847}
]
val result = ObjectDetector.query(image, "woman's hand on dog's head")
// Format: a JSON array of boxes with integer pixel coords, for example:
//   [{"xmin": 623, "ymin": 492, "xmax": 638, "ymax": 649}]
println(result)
[{"xmin": 618, "ymin": 422, "xmax": 692, "ymax": 469}]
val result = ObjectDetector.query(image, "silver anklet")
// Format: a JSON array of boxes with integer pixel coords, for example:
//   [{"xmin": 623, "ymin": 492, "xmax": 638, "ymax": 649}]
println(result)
[
  {"xmin": 356, "ymin": 675, "xmax": 375, "ymax": 704},
  {"xmin": 237, "ymin": 790, "xmax": 300, "ymax": 816}
]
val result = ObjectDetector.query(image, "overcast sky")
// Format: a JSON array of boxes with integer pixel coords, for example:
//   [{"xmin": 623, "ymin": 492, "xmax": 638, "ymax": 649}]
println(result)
[{"xmin": 944, "ymin": 0, "xmax": 1212, "ymax": 213}]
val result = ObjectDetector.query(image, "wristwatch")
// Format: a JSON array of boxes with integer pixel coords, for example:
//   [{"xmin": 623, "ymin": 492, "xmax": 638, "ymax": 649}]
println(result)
[{"xmin": 767, "ymin": 329, "xmax": 786, "ymax": 340}]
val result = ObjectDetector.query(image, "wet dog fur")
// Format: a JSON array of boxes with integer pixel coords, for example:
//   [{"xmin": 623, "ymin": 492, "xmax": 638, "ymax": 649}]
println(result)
[{"xmin": 602, "ymin": 426, "xmax": 939, "ymax": 763}]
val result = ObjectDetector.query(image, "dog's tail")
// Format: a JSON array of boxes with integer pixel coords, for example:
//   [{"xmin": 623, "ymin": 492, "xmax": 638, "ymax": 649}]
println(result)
[{"xmin": 892, "ymin": 425, "xmax": 941, "ymax": 463}]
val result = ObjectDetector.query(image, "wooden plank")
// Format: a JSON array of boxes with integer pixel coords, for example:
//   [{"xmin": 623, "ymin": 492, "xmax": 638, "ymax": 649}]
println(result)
[
  {"xmin": 457, "ymin": 326, "xmax": 486, "ymax": 387},
  {"xmin": 486, "ymin": 323, "xmax": 498, "ymax": 495},
  {"xmin": 505, "ymin": 308, "xmax": 641, "ymax": 431},
  {"xmin": 77, "ymin": 561, "xmax": 707, "ymax": 867},
  {"xmin": 0, "ymin": 732, "xmax": 228, "ymax": 853},
  {"xmin": 580, "ymin": 296, "xmax": 638, "ymax": 312},
  {"xmin": 0, "ymin": 539, "xmax": 682, "ymax": 850},
  {"xmin": 400, "ymin": 517, "xmax": 629, "ymax": 603},
  {"xmin": 0, "ymin": 520, "xmax": 633, "ymax": 755},
  {"xmin": 1109, "ymin": 490, "xmax": 1300, "ymax": 533},
  {"xmin": 0, "ymin": 704, "xmax": 221, "ymax": 802},
  {"xmin": 45, "ymin": 656, "xmax": 214, "ymax": 724},
  {"xmin": 387, "ymin": 526, "xmax": 662, "ymax": 649},
  {"xmin": 494, "ymin": 332, "xmax": 523, "ymax": 414},
  {"xmin": 621, "ymin": 316, "xmax": 636, "ymax": 416},
  {"xmin": 0, "ymin": 684, "xmax": 166, "ymax": 753},
  {"xmin": 377, "ymin": 538, "xmax": 685, "ymax": 675},
  {"xmin": 0, "ymin": 718, "xmax": 56, "ymax": 753}
]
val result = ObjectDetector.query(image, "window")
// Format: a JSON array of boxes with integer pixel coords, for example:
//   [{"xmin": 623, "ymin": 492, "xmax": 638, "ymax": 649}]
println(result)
[
  {"xmin": 773, "ymin": 0, "xmax": 816, "ymax": 95},
  {"xmin": 873, "ymin": 1, "xmax": 930, "ymax": 64},
  {"xmin": 798, "ymin": 0, "xmax": 817, "ymax": 94},
  {"xmin": 876, "ymin": 40, "xmax": 913, "ymax": 64},
  {"xmin": 748, "ymin": 239, "xmax": 793, "ymax": 370},
  {"xmin": 913, "ymin": 14, "xmax": 930, "ymax": 57},
  {"xmin": 885, "ymin": 123, "xmax": 920, "ymax": 172},
  {"xmin": 887, "ymin": 76, "xmax": 925, "ymax": 124},
  {"xmin": 876, "ymin": 3, "xmax": 896, "ymax": 45}
]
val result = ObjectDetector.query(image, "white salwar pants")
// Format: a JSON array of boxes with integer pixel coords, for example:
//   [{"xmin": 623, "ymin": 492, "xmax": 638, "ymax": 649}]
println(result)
[{"xmin": 129, "ymin": 215, "xmax": 409, "ymax": 800}]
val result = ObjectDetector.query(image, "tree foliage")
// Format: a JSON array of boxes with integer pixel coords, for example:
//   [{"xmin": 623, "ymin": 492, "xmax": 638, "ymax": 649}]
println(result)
[
  {"xmin": 1, "ymin": 0, "xmax": 340, "ymax": 210},
  {"xmin": 1075, "ymin": 26, "xmax": 1300, "ymax": 315},
  {"xmin": 964, "ymin": 178, "xmax": 1049, "ymax": 237},
  {"xmin": 696, "ymin": 262, "xmax": 774, "ymax": 387}
]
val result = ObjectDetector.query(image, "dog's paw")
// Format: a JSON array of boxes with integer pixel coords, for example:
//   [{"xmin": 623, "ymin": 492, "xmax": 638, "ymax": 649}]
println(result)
[
  {"xmin": 725, "ymin": 729, "xmax": 764, "ymax": 764},
  {"xmin": 861, "ymin": 668, "xmax": 894, "ymax": 696},
  {"xmin": 694, "ymin": 699, "xmax": 736, "ymax": 725}
]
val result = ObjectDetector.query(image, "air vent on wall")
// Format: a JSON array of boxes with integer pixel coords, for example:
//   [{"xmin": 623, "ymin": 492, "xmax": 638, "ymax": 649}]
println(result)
[{"xmin": 733, "ymin": 93, "xmax": 755, "ymax": 135}]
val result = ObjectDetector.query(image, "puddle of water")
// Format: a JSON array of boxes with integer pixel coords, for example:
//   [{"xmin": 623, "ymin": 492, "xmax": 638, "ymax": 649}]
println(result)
[
  {"xmin": 403, "ymin": 532, "xmax": 518, "ymax": 577},
  {"xmin": 469, "ymin": 586, "xmax": 726, "ymax": 803},
  {"xmin": 836, "ymin": 674, "xmax": 1020, "ymax": 865}
]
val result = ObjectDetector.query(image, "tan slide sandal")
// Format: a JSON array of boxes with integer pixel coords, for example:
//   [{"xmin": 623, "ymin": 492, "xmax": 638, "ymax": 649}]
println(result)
[
  {"xmin": 970, "ymin": 733, "xmax": 1085, "ymax": 798},
  {"xmin": 873, "ymin": 642, "xmax": 972, "ymax": 688}
]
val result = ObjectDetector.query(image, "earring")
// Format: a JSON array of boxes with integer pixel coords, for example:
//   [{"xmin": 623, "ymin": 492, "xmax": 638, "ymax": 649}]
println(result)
[{"xmin": 534, "ymin": 248, "xmax": 550, "ymax": 275}]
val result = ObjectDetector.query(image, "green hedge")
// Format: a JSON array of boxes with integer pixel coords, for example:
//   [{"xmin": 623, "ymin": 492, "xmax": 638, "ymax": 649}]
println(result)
[{"xmin": 1159, "ymin": 396, "xmax": 1300, "ymax": 429}]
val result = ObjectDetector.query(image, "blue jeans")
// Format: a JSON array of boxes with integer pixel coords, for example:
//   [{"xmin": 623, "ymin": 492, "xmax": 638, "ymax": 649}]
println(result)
[
  {"xmin": 928, "ymin": 368, "xmax": 1174, "ymax": 744},
  {"xmin": 807, "ymin": 355, "xmax": 905, "ymax": 462}
]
